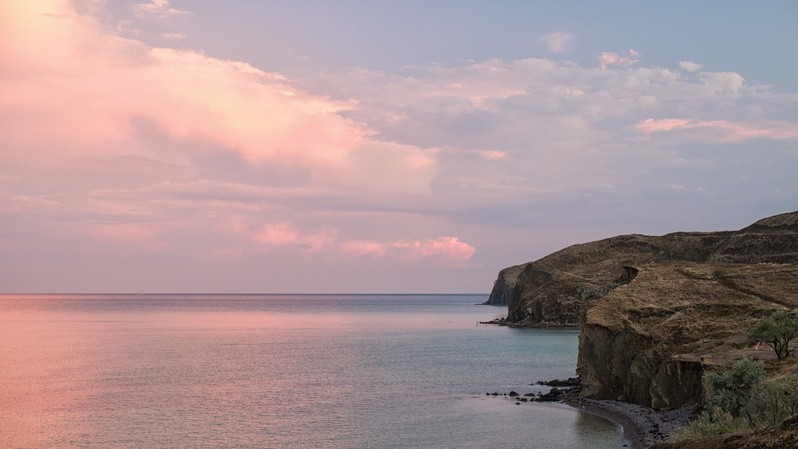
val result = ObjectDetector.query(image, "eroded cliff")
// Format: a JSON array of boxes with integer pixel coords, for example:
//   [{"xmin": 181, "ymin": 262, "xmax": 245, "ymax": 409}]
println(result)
[
  {"xmin": 484, "ymin": 264, "xmax": 525, "ymax": 305},
  {"xmin": 578, "ymin": 262, "xmax": 798, "ymax": 409},
  {"xmin": 490, "ymin": 210, "xmax": 798, "ymax": 327},
  {"xmin": 489, "ymin": 210, "xmax": 798, "ymax": 412}
]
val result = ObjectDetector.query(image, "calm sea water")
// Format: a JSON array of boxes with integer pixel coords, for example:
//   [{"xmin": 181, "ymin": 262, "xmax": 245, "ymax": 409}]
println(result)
[{"xmin": 0, "ymin": 294, "xmax": 625, "ymax": 448}]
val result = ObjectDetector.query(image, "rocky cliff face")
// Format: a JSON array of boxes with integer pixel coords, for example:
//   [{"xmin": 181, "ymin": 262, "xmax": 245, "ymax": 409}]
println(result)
[
  {"xmin": 578, "ymin": 262, "xmax": 798, "ymax": 409},
  {"xmin": 489, "ymin": 210, "xmax": 798, "ymax": 410},
  {"xmin": 484, "ymin": 264, "xmax": 524, "ymax": 305},
  {"xmin": 491, "ymin": 211, "xmax": 798, "ymax": 326}
]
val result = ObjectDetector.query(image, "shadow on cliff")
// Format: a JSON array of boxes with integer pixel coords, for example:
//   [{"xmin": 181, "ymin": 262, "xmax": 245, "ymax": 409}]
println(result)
[{"xmin": 487, "ymin": 210, "xmax": 798, "ymax": 412}]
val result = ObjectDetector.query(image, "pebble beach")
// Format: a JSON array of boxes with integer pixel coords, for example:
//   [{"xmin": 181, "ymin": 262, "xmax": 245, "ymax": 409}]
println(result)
[{"xmin": 564, "ymin": 397, "xmax": 695, "ymax": 449}]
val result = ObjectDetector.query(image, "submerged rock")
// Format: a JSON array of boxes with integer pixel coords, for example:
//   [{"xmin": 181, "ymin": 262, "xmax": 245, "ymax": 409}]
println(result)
[
  {"xmin": 536, "ymin": 377, "xmax": 580, "ymax": 387},
  {"xmin": 536, "ymin": 387, "xmax": 565, "ymax": 402}
]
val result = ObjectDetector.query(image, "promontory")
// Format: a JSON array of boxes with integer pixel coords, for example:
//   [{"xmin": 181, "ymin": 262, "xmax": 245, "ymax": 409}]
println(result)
[{"xmin": 488, "ymin": 210, "xmax": 798, "ymax": 447}]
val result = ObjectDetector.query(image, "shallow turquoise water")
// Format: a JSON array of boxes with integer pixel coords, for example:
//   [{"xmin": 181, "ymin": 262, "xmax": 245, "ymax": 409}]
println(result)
[{"xmin": 0, "ymin": 294, "xmax": 626, "ymax": 448}]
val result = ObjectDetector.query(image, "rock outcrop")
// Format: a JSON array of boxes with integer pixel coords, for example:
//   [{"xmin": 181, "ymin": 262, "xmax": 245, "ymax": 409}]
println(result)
[
  {"xmin": 578, "ymin": 262, "xmax": 798, "ymax": 409},
  {"xmin": 488, "ymin": 210, "xmax": 798, "ymax": 412},
  {"xmin": 484, "ymin": 264, "xmax": 525, "ymax": 305},
  {"xmin": 490, "ymin": 210, "xmax": 798, "ymax": 326}
]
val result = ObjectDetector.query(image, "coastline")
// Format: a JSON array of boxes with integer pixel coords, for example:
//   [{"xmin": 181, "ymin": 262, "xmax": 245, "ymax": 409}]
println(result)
[{"xmin": 563, "ymin": 397, "xmax": 695, "ymax": 449}]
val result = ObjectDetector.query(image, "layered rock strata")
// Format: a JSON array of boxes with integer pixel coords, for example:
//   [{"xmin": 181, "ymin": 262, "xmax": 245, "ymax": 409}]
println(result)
[
  {"xmin": 578, "ymin": 262, "xmax": 798, "ymax": 409},
  {"xmin": 488, "ymin": 210, "xmax": 798, "ymax": 412},
  {"xmin": 489, "ymin": 210, "xmax": 797, "ymax": 326}
]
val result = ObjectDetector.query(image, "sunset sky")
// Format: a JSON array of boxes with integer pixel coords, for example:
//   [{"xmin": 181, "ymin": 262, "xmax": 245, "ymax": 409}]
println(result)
[{"xmin": 1, "ymin": 0, "xmax": 797, "ymax": 293}]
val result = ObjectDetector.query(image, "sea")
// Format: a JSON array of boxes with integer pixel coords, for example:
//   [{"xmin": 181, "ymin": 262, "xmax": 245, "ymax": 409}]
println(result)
[{"xmin": 0, "ymin": 294, "xmax": 627, "ymax": 448}]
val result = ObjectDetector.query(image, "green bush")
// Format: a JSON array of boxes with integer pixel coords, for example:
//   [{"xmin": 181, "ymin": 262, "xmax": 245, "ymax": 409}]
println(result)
[
  {"xmin": 672, "ymin": 359, "xmax": 798, "ymax": 439},
  {"xmin": 672, "ymin": 359, "xmax": 763, "ymax": 440},
  {"xmin": 746, "ymin": 376, "xmax": 798, "ymax": 427},
  {"xmin": 704, "ymin": 358, "xmax": 766, "ymax": 421}
]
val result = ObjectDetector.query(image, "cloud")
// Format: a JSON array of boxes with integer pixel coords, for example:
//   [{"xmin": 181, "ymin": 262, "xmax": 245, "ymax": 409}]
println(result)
[
  {"xmin": 1, "ymin": 1, "xmax": 796, "ymax": 292},
  {"xmin": 699, "ymin": 71, "xmax": 744, "ymax": 96},
  {"xmin": 0, "ymin": 1, "xmax": 458, "ymax": 271},
  {"xmin": 389, "ymin": 237, "xmax": 476, "ymax": 262},
  {"xmin": 162, "ymin": 32, "xmax": 186, "ymax": 40},
  {"xmin": 542, "ymin": 32, "xmax": 574, "ymax": 53},
  {"xmin": 338, "ymin": 240, "xmax": 389, "ymax": 258},
  {"xmin": 0, "ymin": 1, "xmax": 436, "ymax": 188},
  {"xmin": 253, "ymin": 223, "xmax": 338, "ymax": 252},
  {"xmin": 316, "ymin": 53, "xmax": 797, "ymax": 238},
  {"xmin": 635, "ymin": 118, "xmax": 691, "ymax": 133},
  {"xmin": 235, "ymin": 221, "xmax": 476, "ymax": 264},
  {"xmin": 133, "ymin": 0, "xmax": 189, "ymax": 19},
  {"xmin": 636, "ymin": 118, "xmax": 798, "ymax": 142},
  {"xmin": 599, "ymin": 49, "xmax": 640, "ymax": 69},
  {"xmin": 339, "ymin": 237, "xmax": 476, "ymax": 263},
  {"xmin": 679, "ymin": 61, "xmax": 703, "ymax": 72},
  {"xmin": 478, "ymin": 150, "xmax": 508, "ymax": 160}
]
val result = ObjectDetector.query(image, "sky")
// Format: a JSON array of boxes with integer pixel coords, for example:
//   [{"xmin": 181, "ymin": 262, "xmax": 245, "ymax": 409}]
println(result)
[{"xmin": 1, "ymin": 0, "xmax": 797, "ymax": 293}]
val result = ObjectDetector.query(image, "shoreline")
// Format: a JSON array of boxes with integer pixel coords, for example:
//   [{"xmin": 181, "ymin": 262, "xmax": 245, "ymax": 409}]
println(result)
[{"xmin": 563, "ymin": 397, "xmax": 695, "ymax": 449}]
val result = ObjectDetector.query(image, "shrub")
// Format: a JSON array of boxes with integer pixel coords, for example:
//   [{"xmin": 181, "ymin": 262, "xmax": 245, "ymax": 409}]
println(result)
[
  {"xmin": 672, "ymin": 359, "xmax": 798, "ymax": 439},
  {"xmin": 671, "ymin": 359, "xmax": 765, "ymax": 439},
  {"xmin": 746, "ymin": 376, "xmax": 798, "ymax": 427},
  {"xmin": 704, "ymin": 358, "xmax": 766, "ymax": 422},
  {"xmin": 670, "ymin": 408, "xmax": 750, "ymax": 440}
]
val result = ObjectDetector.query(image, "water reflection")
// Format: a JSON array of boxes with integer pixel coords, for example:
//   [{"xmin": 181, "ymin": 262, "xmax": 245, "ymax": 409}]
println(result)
[
  {"xmin": 574, "ymin": 408, "xmax": 628, "ymax": 446},
  {"xmin": 0, "ymin": 295, "xmax": 625, "ymax": 449}
]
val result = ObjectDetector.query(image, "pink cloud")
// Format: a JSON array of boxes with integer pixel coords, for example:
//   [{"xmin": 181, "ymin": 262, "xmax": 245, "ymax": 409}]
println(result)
[
  {"xmin": 389, "ymin": 237, "xmax": 476, "ymax": 262},
  {"xmin": 703, "ymin": 121, "xmax": 798, "ymax": 141},
  {"xmin": 228, "ymin": 219, "xmax": 475, "ymax": 264},
  {"xmin": 253, "ymin": 223, "xmax": 338, "ymax": 252},
  {"xmin": 599, "ymin": 49, "xmax": 639, "ymax": 69},
  {"xmin": 635, "ymin": 118, "xmax": 691, "ymax": 133},
  {"xmin": 636, "ymin": 118, "xmax": 798, "ymax": 142},
  {"xmin": 0, "ymin": 1, "xmax": 435, "ymax": 183},
  {"xmin": 338, "ymin": 240, "xmax": 389, "ymax": 258},
  {"xmin": 479, "ymin": 150, "xmax": 508, "ymax": 160},
  {"xmin": 135, "ymin": 48, "xmax": 368, "ymax": 168}
]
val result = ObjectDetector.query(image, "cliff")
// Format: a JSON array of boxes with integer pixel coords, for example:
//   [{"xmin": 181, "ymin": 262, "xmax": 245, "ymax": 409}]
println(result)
[
  {"xmin": 488, "ymin": 210, "xmax": 798, "ymax": 413},
  {"xmin": 484, "ymin": 264, "xmax": 525, "ymax": 305},
  {"xmin": 578, "ymin": 261, "xmax": 798, "ymax": 409},
  {"xmin": 490, "ymin": 210, "xmax": 798, "ymax": 326}
]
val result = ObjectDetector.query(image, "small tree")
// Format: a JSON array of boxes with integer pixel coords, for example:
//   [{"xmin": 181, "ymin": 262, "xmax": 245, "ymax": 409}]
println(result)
[{"xmin": 749, "ymin": 310, "xmax": 798, "ymax": 360}]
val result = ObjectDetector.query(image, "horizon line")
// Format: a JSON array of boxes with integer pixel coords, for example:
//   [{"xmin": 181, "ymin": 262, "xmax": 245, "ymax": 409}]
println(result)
[{"xmin": 0, "ymin": 292, "xmax": 489, "ymax": 296}]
